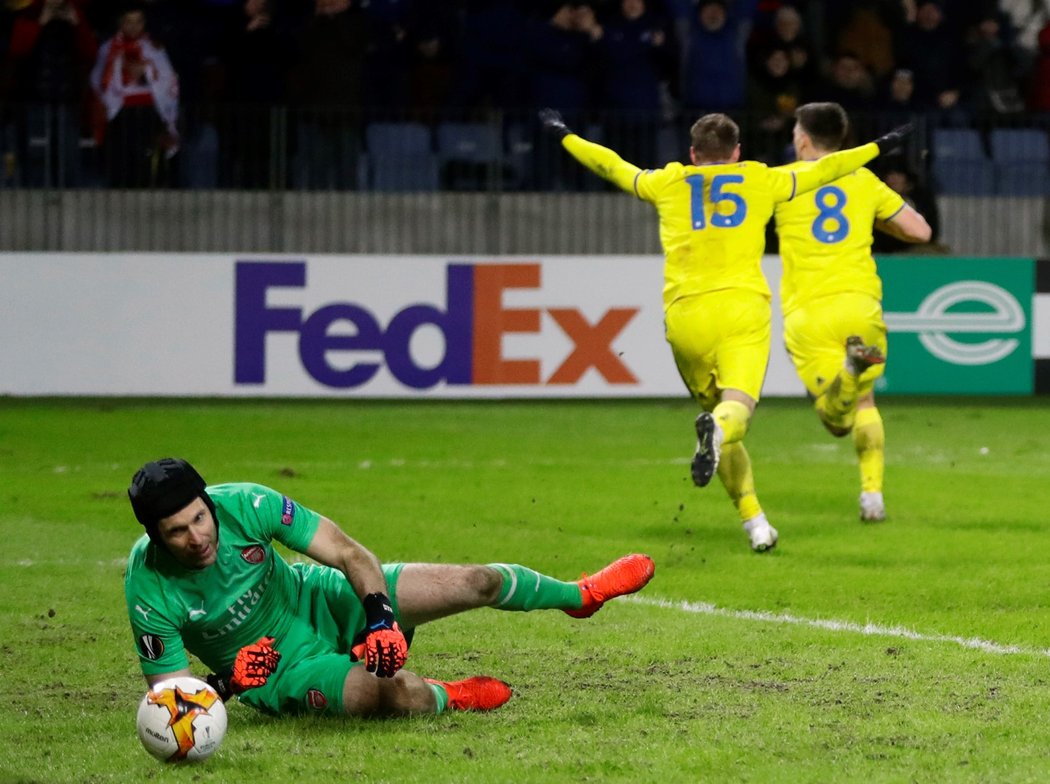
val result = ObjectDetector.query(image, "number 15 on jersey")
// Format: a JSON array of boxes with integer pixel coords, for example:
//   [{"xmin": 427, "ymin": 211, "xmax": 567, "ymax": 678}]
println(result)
[{"xmin": 685, "ymin": 174, "xmax": 748, "ymax": 230}]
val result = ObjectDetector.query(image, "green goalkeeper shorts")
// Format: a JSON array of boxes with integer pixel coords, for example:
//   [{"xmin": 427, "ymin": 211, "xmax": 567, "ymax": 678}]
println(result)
[{"xmin": 238, "ymin": 561, "xmax": 407, "ymax": 716}]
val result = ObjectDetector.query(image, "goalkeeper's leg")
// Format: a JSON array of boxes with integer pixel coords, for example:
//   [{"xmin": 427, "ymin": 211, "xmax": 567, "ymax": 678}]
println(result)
[
  {"xmin": 341, "ymin": 667, "xmax": 511, "ymax": 715},
  {"xmin": 395, "ymin": 559, "xmax": 653, "ymax": 625}
]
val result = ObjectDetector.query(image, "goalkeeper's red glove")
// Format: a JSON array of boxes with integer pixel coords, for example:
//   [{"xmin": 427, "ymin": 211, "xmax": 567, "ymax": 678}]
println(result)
[
  {"xmin": 207, "ymin": 635, "xmax": 281, "ymax": 701},
  {"xmin": 358, "ymin": 593, "xmax": 408, "ymax": 678}
]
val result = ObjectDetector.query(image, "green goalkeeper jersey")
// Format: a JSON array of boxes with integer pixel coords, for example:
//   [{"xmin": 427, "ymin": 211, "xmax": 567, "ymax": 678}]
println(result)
[{"xmin": 124, "ymin": 482, "xmax": 322, "ymax": 677}]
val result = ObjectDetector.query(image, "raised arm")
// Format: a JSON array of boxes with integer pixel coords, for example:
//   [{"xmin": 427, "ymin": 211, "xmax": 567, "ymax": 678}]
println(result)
[
  {"xmin": 784, "ymin": 124, "xmax": 916, "ymax": 201},
  {"xmin": 540, "ymin": 108, "xmax": 643, "ymax": 195},
  {"xmin": 790, "ymin": 143, "xmax": 880, "ymax": 197}
]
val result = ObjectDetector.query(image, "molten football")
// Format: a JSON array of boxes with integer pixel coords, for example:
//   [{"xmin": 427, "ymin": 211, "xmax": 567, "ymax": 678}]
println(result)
[{"xmin": 135, "ymin": 676, "xmax": 227, "ymax": 762}]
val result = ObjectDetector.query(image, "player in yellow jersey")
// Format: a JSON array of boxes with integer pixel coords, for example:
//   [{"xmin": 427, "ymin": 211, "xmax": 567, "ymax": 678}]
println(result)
[
  {"xmin": 540, "ymin": 108, "xmax": 911, "ymax": 551},
  {"xmin": 773, "ymin": 102, "xmax": 931, "ymax": 523}
]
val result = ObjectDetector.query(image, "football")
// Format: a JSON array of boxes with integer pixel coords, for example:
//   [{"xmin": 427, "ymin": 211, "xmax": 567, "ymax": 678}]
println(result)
[{"xmin": 135, "ymin": 676, "xmax": 227, "ymax": 763}]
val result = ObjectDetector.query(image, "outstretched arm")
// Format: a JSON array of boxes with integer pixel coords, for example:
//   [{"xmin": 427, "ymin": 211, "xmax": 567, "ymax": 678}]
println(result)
[
  {"xmin": 562, "ymin": 134, "xmax": 644, "ymax": 195},
  {"xmin": 789, "ymin": 143, "xmax": 880, "ymax": 198},
  {"xmin": 540, "ymin": 108, "xmax": 643, "ymax": 195},
  {"xmin": 787, "ymin": 124, "xmax": 916, "ymax": 200}
]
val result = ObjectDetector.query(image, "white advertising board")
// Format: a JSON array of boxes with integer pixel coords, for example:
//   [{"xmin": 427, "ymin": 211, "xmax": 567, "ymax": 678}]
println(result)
[{"xmin": 0, "ymin": 254, "xmax": 805, "ymax": 398}]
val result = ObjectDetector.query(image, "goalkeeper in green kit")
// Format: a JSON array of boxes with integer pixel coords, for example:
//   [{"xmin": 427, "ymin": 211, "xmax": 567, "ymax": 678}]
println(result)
[{"xmin": 124, "ymin": 458, "xmax": 655, "ymax": 717}]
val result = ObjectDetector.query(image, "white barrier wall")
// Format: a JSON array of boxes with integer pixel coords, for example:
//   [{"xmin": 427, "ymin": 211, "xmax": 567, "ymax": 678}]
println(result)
[{"xmin": 1, "ymin": 254, "xmax": 806, "ymax": 398}]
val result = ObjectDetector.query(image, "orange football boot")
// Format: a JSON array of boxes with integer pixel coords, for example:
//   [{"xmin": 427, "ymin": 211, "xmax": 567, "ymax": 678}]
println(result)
[
  {"xmin": 426, "ymin": 676, "xmax": 513, "ymax": 711},
  {"xmin": 564, "ymin": 553, "xmax": 656, "ymax": 618}
]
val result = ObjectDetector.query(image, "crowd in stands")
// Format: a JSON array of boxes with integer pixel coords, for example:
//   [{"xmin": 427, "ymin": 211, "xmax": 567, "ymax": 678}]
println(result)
[{"xmin": 1, "ymin": 0, "xmax": 1048, "ymax": 207}]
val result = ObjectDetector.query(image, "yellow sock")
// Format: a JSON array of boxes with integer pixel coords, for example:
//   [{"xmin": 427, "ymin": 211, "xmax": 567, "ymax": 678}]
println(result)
[
  {"xmin": 853, "ymin": 406, "xmax": 884, "ymax": 493},
  {"xmin": 717, "ymin": 441, "xmax": 763, "ymax": 521},
  {"xmin": 712, "ymin": 400, "xmax": 751, "ymax": 445},
  {"xmin": 816, "ymin": 371, "xmax": 859, "ymax": 434}
]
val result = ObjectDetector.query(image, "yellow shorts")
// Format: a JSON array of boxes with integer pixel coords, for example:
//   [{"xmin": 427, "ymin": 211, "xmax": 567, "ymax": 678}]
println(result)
[
  {"xmin": 783, "ymin": 292, "xmax": 887, "ymax": 398},
  {"xmin": 664, "ymin": 290, "xmax": 771, "ymax": 409}
]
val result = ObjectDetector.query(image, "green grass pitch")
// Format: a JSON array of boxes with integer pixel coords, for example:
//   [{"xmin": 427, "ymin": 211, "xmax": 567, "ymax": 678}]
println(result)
[{"xmin": 2, "ymin": 396, "xmax": 1049, "ymax": 783}]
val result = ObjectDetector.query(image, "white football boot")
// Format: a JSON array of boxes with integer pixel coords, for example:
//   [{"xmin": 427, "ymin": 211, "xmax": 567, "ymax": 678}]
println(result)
[
  {"xmin": 860, "ymin": 491, "xmax": 886, "ymax": 523},
  {"xmin": 743, "ymin": 513, "xmax": 778, "ymax": 552}
]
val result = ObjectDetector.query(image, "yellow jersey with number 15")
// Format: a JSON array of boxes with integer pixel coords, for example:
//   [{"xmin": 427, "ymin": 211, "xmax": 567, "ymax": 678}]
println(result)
[
  {"xmin": 633, "ymin": 161, "xmax": 796, "ymax": 307},
  {"xmin": 774, "ymin": 163, "xmax": 905, "ymax": 316}
]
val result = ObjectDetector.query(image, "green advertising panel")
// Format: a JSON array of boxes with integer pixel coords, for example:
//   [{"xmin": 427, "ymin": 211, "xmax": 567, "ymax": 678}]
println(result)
[{"xmin": 878, "ymin": 257, "xmax": 1033, "ymax": 395}]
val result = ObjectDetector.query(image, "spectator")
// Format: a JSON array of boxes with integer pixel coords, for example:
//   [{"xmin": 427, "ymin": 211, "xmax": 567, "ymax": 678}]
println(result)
[
  {"xmin": 89, "ymin": 2, "xmax": 179, "ymax": 187},
  {"xmin": 964, "ymin": 9, "xmax": 1028, "ymax": 119},
  {"xmin": 1027, "ymin": 21, "xmax": 1050, "ymax": 112},
  {"xmin": 896, "ymin": 0, "xmax": 966, "ymax": 122},
  {"xmin": 361, "ymin": 0, "xmax": 413, "ymax": 114},
  {"xmin": 681, "ymin": 0, "xmax": 758, "ymax": 113},
  {"xmin": 88, "ymin": 0, "xmax": 222, "ymax": 106},
  {"xmin": 872, "ymin": 156, "xmax": 941, "ymax": 253},
  {"xmin": 999, "ymin": 0, "xmax": 1050, "ymax": 59},
  {"xmin": 595, "ymin": 0, "xmax": 675, "ymax": 168},
  {"xmin": 878, "ymin": 66, "xmax": 919, "ymax": 115},
  {"xmin": 404, "ymin": 5, "xmax": 457, "ymax": 118},
  {"xmin": 525, "ymin": 2, "xmax": 599, "ymax": 117},
  {"xmin": 444, "ymin": 0, "xmax": 527, "ymax": 113},
  {"xmin": 217, "ymin": 0, "xmax": 294, "ymax": 188},
  {"xmin": 524, "ymin": 2, "xmax": 601, "ymax": 190},
  {"xmin": 7, "ymin": 0, "xmax": 98, "ymax": 185},
  {"xmin": 815, "ymin": 50, "xmax": 875, "ymax": 112},
  {"xmin": 828, "ymin": 0, "xmax": 907, "ymax": 81},
  {"xmin": 745, "ymin": 46, "xmax": 801, "ymax": 163},
  {"xmin": 767, "ymin": 4, "xmax": 820, "ymax": 97},
  {"xmin": 286, "ymin": 0, "xmax": 367, "ymax": 190}
]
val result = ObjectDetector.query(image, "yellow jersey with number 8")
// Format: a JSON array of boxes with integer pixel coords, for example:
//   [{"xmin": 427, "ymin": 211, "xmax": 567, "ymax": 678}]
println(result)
[{"xmin": 774, "ymin": 163, "xmax": 905, "ymax": 316}]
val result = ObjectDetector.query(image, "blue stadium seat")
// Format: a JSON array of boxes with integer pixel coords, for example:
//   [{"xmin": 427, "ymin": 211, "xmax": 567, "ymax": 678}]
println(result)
[
  {"xmin": 369, "ymin": 153, "xmax": 440, "ymax": 192},
  {"xmin": 436, "ymin": 122, "xmax": 501, "ymax": 163},
  {"xmin": 436, "ymin": 121, "xmax": 506, "ymax": 190},
  {"xmin": 933, "ymin": 128, "xmax": 985, "ymax": 159},
  {"xmin": 364, "ymin": 122, "xmax": 432, "ymax": 156},
  {"xmin": 989, "ymin": 128, "xmax": 1050, "ymax": 196},
  {"xmin": 504, "ymin": 121, "xmax": 533, "ymax": 189},
  {"xmin": 364, "ymin": 122, "xmax": 435, "ymax": 191},
  {"xmin": 931, "ymin": 128, "xmax": 995, "ymax": 195}
]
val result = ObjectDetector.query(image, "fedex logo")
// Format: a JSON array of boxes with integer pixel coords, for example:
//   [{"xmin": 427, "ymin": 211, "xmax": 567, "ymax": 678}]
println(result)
[{"xmin": 234, "ymin": 261, "xmax": 639, "ymax": 389}]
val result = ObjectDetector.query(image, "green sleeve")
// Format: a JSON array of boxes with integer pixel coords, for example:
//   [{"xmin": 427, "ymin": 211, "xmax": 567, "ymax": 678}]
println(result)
[
  {"xmin": 124, "ymin": 545, "xmax": 190, "ymax": 675},
  {"xmin": 214, "ymin": 483, "xmax": 322, "ymax": 553}
]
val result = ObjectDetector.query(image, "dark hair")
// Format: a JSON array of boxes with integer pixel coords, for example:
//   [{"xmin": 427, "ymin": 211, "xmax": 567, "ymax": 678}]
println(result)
[
  {"xmin": 689, "ymin": 113, "xmax": 739, "ymax": 162},
  {"xmin": 794, "ymin": 102, "xmax": 848, "ymax": 152}
]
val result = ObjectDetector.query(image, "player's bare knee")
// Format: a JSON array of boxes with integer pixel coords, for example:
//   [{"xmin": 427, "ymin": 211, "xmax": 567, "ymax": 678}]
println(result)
[
  {"xmin": 471, "ymin": 565, "xmax": 504, "ymax": 604},
  {"xmin": 343, "ymin": 669, "xmax": 432, "ymax": 716},
  {"xmin": 342, "ymin": 667, "xmax": 382, "ymax": 716}
]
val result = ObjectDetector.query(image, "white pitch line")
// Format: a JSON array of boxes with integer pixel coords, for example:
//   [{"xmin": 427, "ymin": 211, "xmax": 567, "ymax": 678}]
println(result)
[{"xmin": 628, "ymin": 595, "xmax": 1050, "ymax": 658}]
